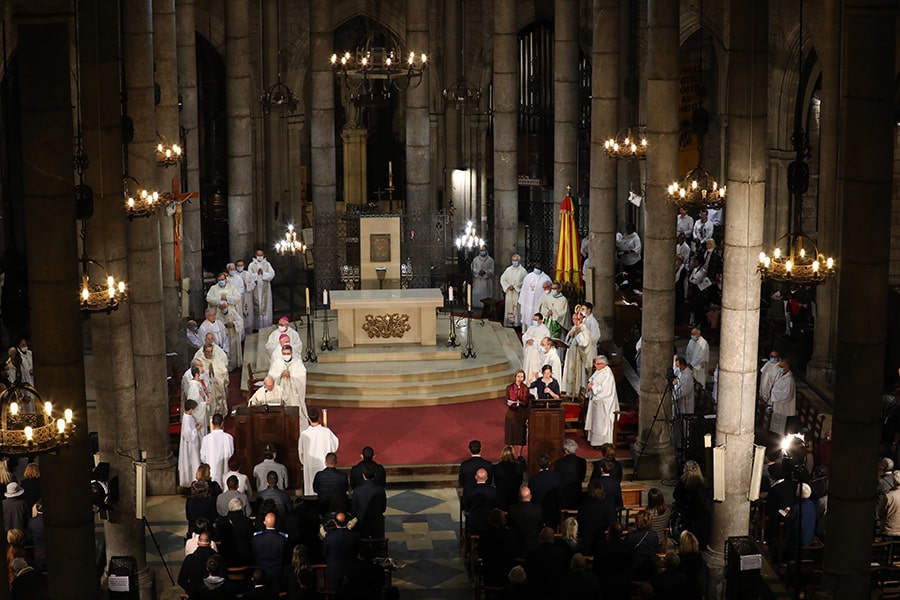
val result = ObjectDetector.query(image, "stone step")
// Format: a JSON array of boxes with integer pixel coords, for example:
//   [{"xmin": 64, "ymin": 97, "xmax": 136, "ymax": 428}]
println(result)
[
  {"xmin": 306, "ymin": 371, "xmax": 514, "ymax": 397},
  {"xmin": 307, "ymin": 385, "xmax": 510, "ymax": 408},
  {"xmin": 308, "ymin": 358, "xmax": 510, "ymax": 383}
]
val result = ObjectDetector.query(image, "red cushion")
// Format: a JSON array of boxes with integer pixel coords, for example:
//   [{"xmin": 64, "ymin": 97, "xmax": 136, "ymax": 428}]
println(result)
[
  {"xmin": 619, "ymin": 410, "xmax": 638, "ymax": 426},
  {"xmin": 564, "ymin": 404, "xmax": 582, "ymax": 420},
  {"xmin": 169, "ymin": 423, "xmax": 181, "ymax": 435}
]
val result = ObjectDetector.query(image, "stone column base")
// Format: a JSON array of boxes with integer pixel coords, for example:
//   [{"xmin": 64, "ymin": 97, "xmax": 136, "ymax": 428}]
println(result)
[
  {"xmin": 145, "ymin": 455, "xmax": 177, "ymax": 496},
  {"xmin": 703, "ymin": 546, "xmax": 725, "ymax": 600},
  {"xmin": 630, "ymin": 441, "xmax": 677, "ymax": 481}
]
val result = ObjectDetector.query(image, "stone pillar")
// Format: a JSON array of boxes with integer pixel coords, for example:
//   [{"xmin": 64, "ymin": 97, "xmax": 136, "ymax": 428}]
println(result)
[
  {"xmin": 154, "ymin": 0, "xmax": 182, "ymax": 361},
  {"xmin": 406, "ymin": 0, "xmax": 431, "ymax": 279},
  {"xmin": 341, "ymin": 128, "xmax": 368, "ymax": 205},
  {"xmin": 80, "ymin": 1, "xmax": 152, "ymax": 594},
  {"xmin": 176, "ymin": 0, "xmax": 205, "ymax": 318},
  {"xmin": 823, "ymin": 0, "xmax": 897, "ymax": 595},
  {"xmin": 310, "ymin": 2, "xmax": 337, "ymax": 287},
  {"xmin": 444, "ymin": 0, "xmax": 460, "ymax": 205},
  {"xmin": 553, "ymin": 0, "xmax": 578, "ymax": 248},
  {"xmin": 226, "ymin": 0, "xmax": 253, "ymax": 260},
  {"xmin": 19, "ymin": 21, "xmax": 97, "ymax": 600},
  {"xmin": 705, "ymin": 1, "xmax": 767, "ymax": 594},
  {"xmin": 633, "ymin": 0, "xmax": 678, "ymax": 478},
  {"xmin": 493, "ymin": 0, "xmax": 518, "ymax": 278},
  {"xmin": 589, "ymin": 0, "xmax": 619, "ymax": 337},
  {"xmin": 123, "ymin": 0, "xmax": 176, "ymax": 494},
  {"xmin": 765, "ymin": 152, "xmax": 793, "ymax": 251},
  {"xmin": 806, "ymin": 0, "xmax": 840, "ymax": 395}
]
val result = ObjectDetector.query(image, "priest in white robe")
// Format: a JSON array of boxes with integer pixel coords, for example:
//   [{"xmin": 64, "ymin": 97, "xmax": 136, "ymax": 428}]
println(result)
[
  {"xmin": 522, "ymin": 313, "xmax": 550, "ymax": 383},
  {"xmin": 194, "ymin": 341, "xmax": 229, "ymax": 420},
  {"xmin": 248, "ymin": 376, "xmax": 283, "ymax": 406},
  {"xmin": 198, "ymin": 309, "xmax": 228, "ymax": 355},
  {"xmin": 235, "ymin": 259, "xmax": 256, "ymax": 335},
  {"xmin": 585, "ymin": 355, "xmax": 620, "ymax": 447},
  {"xmin": 178, "ymin": 400, "xmax": 202, "ymax": 488},
  {"xmin": 768, "ymin": 359, "xmax": 796, "ymax": 435},
  {"xmin": 499, "ymin": 254, "xmax": 527, "ymax": 327},
  {"xmin": 267, "ymin": 344, "xmax": 309, "ymax": 426},
  {"xmin": 206, "ymin": 272, "xmax": 241, "ymax": 311},
  {"xmin": 216, "ymin": 301, "xmax": 243, "ymax": 371},
  {"xmin": 16, "ymin": 339, "xmax": 33, "ymax": 386},
  {"xmin": 250, "ymin": 249, "xmax": 276, "ymax": 330},
  {"xmin": 685, "ymin": 328, "xmax": 710, "ymax": 387},
  {"xmin": 200, "ymin": 413, "xmax": 235, "ymax": 488},
  {"xmin": 758, "ymin": 350, "xmax": 781, "ymax": 402},
  {"xmin": 582, "ymin": 303, "xmax": 602, "ymax": 344},
  {"xmin": 184, "ymin": 367, "xmax": 210, "ymax": 436},
  {"xmin": 226, "ymin": 263, "xmax": 246, "ymax": 326},
  {"xmin": 265, "ymin": 317, "xmax": 303, "ymax": 356},
  {"xmin": 517, "ymin": 265, "xmax": 552, "ymax": 332},
  {"xmin": 470, "ymin": 246, "xmax": 495, "ymax": 309},
  {"xmin": 539, "ymin": 282, "xmax": 571, "ymax": 338},
  {"xmin": 562, "ymin": 312, "xmax": 598, "ymax": 395},
  {"xmin": 532, "ymin": 337, "xmax": 563, "ymax": 386},
  {"xmin": 298, "ymin": 408, "xmax": 339, "ymax": 496}
]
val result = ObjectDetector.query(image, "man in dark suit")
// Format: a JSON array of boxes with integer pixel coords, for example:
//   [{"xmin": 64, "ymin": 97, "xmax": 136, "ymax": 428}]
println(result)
[
  {"xmin": 590, "ymin": 458, "xmax": 623, "ymax": 508},
  {"xmin": 555, "ymin": 439, "xmax": 587, "ymax": 510},
  {"xmin": 350, "ymin": 446, "xmax": 387, "ymax": 489},
  {"xmin": 506, "ymin": 486, "xmax": 544, "ymax": 553},
  {"xmin": 462, "ymin": 468, "xmax": 497, "ymax": 537},
  {"xmin": 528, "ymin": 452, "xmax": 562, "ymax": 529},
  {"xmin": 251, "ymin": 513, "xmax": 289, "ymax": 592},
  {"xmin": 313, "ymin": 452, "xmax": 350, "ymax": 512},
  {"xmin": 351, "ymin": 464, "xmax": 388, "ymax": 539},
  {"xmin": 323, "ymin": 511, "xmax": 361, "ymax": 594},
  {"xmin": 177, "ymin": 532, "xmax": 216, "ymax": 594},
  {"xmin": 258, "ymin": 471, "xmax": 292, "ymax": 522},
  {"xmin": 458, "ymin": 439, "xmax": 493, "ymax": 489}
]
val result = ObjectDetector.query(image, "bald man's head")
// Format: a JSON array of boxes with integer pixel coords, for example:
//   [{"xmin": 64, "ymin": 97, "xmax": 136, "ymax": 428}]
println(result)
[
  {"xmin": 475, "ymin": 468, "xmax": 488, "ymax": 483},
  {"xmin": 263, "ymin": 512, "xmax": 276, "ymax": 529}
]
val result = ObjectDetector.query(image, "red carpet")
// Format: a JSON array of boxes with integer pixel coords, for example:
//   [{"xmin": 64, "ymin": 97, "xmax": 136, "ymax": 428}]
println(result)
[{"xmin": 225, "ymin": 373, "xmax": 609, "ymax": 466}]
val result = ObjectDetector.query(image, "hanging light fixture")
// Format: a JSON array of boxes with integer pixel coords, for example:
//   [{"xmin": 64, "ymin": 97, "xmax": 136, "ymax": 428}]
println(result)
[
  {"xmin": 455, "ymin": 220, "xmax": 484, "ymax": 251},
  {"xmin": 667, "ymin": 0, "xmax": 724, "ymax": 208},
  {"xmin": 603, "ymin": 126, "xmax": 648, "ymax": 160},
  {"xmin": 275, "ymin": 223, "xmax": 307, "ymax": 256},
  {"xmin": 260, "ymin": 0, "xmax": 299, "ymax": 115},
  {"xmin": 79, "ymin": 221, "xmax": 127, "ymax": 314},
  {"xmin": 442, "ymin": 0, "xmax": 481, "ymax": 111},
  {"xmin": 0, "ymin": 382, "xmax": 76, "ymax": 456},
  {"xmin": 155, "ymin": 132, "xmax": 183, "ymax": 167},
  {"xmin": 123, "ymin": 175, "xmax": 164, "ymax": 220},
  {"xmin": 758, "ymin": 0, "xmax": 835, "ymax": 286}
]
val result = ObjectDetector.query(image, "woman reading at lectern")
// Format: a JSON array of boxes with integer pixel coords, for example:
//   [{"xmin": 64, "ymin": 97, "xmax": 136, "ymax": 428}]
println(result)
[
  {"xmin": 530, "ymin": 364, "xmax": 561, "ymax": 403},
  {"xmin": 505, "ymin": 370, "xmax": 530, "ymax": 456}
]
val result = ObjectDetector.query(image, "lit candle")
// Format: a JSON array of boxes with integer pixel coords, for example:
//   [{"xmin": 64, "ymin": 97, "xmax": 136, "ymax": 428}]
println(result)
[
  {"xmin": 323, "ymin": 289, "xmax": 329, "ymax": 305},
  {"xmin": 44, "ymin": 401, "xmax": 52, "ymax": 417},
  {"xmin": 305, "ymin": 287, "xmax": 311, "ymax": 314},
  {"xmin": 57, "ymin": 419, "xmax": 65, "ymax": 434},
  {"xmin": 388, "ymin": 161, "xmax": 393, "ymax": 189},
  {"xmin": 9, "ymin": 402, "xmax": 17, "ymax": 416},
  {"xmin": 467, "ymin": 285, "xmax": 472, "ymax": 310},
  {"xmin": 322, "ymin": 408, "xmax": 328, "ymax": 428},
  {"xmin": 449, "ymin": 286, "xmax": 454, "ymax": 301},
  {"xmin": 65, "ymin": 408, "xmax": 73, "ymax": 424},
  {"xmin": 24, "ymin": 426, "xmax": 32, "ymax": 442}
]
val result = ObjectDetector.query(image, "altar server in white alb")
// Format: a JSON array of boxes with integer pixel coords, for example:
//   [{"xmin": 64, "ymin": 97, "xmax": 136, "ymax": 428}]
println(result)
[
  {"xmin": 225, "ymin": 263, "xmax": 246, "ymax": 328},
  {"xmin": 195, "ymin": 338, "xmax": 229, "ymax": 422},
  {"xmin": 235, "ymin": 259, "xmax": 256, "ymax": 335},
  {"xmin": 518, "ymin": 264, "xmax": 552, "ymax": 332},
  {"xmin": 250, "ymin": 249, "xmax": 276, "ymax": 331},
  {"xmin": 201, "ymin": 413, "xmax": 234, "ymax": 488},
  {"xmin": 584, "ymin": 355, "xmax": 620, "ymax": 447},
  {"xmin": 298, "ymin": 408, "xmax": 339, "ymax": 496},
  {"xmin": 216, "ymin": 301, "xmax": 243, "ymax": 371},
  {"xmin": 470, "ymin": 245, "xmax": 495, "ymax": 309},
  {"xmin": 265, "ymin": 316, "xmax": 303, "ymax": 356},
  {"xmin": 499, "ymin": 254, "xmax": 527, "ymax": 327},
  {"xmin": 178, "ymin": 400, "xmax": 202, "ymax": 488},
  {"xmin": 521, "ymin": 313, "xmax": 550, "ymax": 384},
  {"xmin": 16, "ymin": 339, "xmax": 33, "ymax": 386},
  {"xmin": 685, "ymin": 327, "xmax": 710, "ymax": 388},
  {"xmin": 268, "ymin": 344, "xmax": 309, "ymax": 426},
  {"xmin": 768, "ymin": 358, "xmax": 796, "ymax": 435}
]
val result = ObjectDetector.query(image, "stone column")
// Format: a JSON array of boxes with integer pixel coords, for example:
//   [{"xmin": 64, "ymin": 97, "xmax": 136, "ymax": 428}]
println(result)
[
  {"xmin": 176, "ymin": 0, "xmax": 204, "ymax": 318},
  {"xmin": 310, "ymin": 1, "xmax": 337, "ymax": 288},
  {"xmin": 19, "ymin": 21, "xmax": 97, "ymax": 600},
  {"xmin": 154, "ymin": 0, "xmax": 182, "ymax": 360},
  {"xmin": 633, "ymin": 0, "xmax": 678, "ymax": 478},
  {"xmin": 705, "ymin": 0, "xmax": 767, "ymax": 594},
  {"xmin": 553, "ymin": 0, "xmax": 578, "ymax": 249},
  {"xmin": 406, "ymin": 0, "xmax": 431, "ymax": 279},
  {"xmin": 444, "ymin": 0, "xmax": 460, "ymax": 206},
  {"xmin": 226, "ymin": 0, "xmax": 253, "ymax": 260},
  {"xmin": 341, "ymin": 128, "xmax": 368, "ymax": 205},
  {"xmin": 823, "ymin": 0, "xmax": 896, "ymax": 595},
  {"xmin": 123, "ymin": 0, "xmax": 176, "ymax": 494},
  {"xmin": 80, "ymin": 1, "xmax": 152, "ymax": 594},
  {"xmin": 806, "ymin": 0, "xmax": 840, "ymax": 395},
  {"xmin": 589, "ymin": 0, "xmax": 619, "ymax": 337},
  {"xmin": 493, "ymin": 0, "xmax": 518, "ymax": 277},
  {"xmin": 765, "ymin": 152, "xmax": 793, "ymax": 251}
]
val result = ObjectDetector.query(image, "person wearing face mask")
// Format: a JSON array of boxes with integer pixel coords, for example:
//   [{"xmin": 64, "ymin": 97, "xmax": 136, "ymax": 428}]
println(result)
[
  {"xmin": 768, "ymin": 358, "xmax": 796, "ymax": 435},
  {"xmin": 235, "ymin": 259, "xmax": 256, "ymax": 335},
  {"xmin": 267, "ymin": 344, "xmax": 309, "ymax": 430},
  {"xmin": 198, "ymin": 308, "xmax": 228, "ymax": 355},
  {"xmin": 16, "ymin": 338, "xmax": 33, "ymax": 386},
  {"xmin": 673, "ymin": 356, "xmax": 695, "ymax": 416},
  {"xmin": 265, "ymin": 316, "xmax": 303, "ymax": 356},
  {"xmin": 500, "ymin": 254, "xmax": 527, "ymax": 328},
  {"xmin": 522, "ymin": 314, "xmax": 551, "ymax": 384},
  {"xmin": 531, "ymin": 337, "xmax": 562, "ymax": 385},
  {"xmin": 215, "ymin": 300, "xmax": 243, "ymax": 371},
  {"xmin": 225, "ymin": 262, "xmax": 246, "ymax": 328},
  {"xmin": 758, "ymin": 349, "xmax": 781, "ymax": 403},
  {"xmin": 250, "ymin": 249, "xmax": 276, "ymax": 331},
  {"xmin": 684, "ymin": 328, "xmax": 709, "ymax": 388},
  {"xmin": 206, "ymin": 271, "xmax": 240, "ymax": 311},
  {"xmin": 539, "ymin": 282, "xmax": 571, "ymax": 338},
  {"xmin": 518, "ymin": 263, "xmax": 552, "ymax": 332},
  {"xmin": 581, "ymin": 302, "xmax": 602, "ymax": 345},
  {"xmin": 562, "ymin": 311, "xmax": 597, "ymax": 395},
  {"xmin": 470, "ymin": 245, "xmax": 495, "ymax": 310}
]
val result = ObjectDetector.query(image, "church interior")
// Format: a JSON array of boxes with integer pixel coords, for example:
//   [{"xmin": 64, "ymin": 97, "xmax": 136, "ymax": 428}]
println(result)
[{"xmin": 0, "ymin": 0, "xmax": 896, "ymax": 598}]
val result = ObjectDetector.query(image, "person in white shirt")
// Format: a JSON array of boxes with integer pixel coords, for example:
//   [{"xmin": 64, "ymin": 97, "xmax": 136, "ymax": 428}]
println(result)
[
  {"xmin": 676, "ymin": 233, "xmax": 691, "ymax": 266},
  {"xmin": 186, "ymin": 320, "xmax": 202, "ymax": 354},
  {"xmin": 267, "ymin": 344, "xmax": 309, "ymax": 427},
  {"xmin": 522, "ymin": 313, "xmax": 551, "ymax": 382},
  {"xmin": 265, "ymin": 316, "xmax": 303, "ymax": 356},
  {"xmin": 200, "ymin": 413, "xmax": 235, "ymax": 488},
  {"xmin": 470, "ymin": 246, "xmax": 495, "ymax": 309},
  {"xmin": 539, "ymin": 281, "xmax": 571, "ymax": 338},
  {"xmin": 178, "ymin": 400, "xmax": 202, "ymax": 488},
  {"xmin": 215, "ymin": 301, "xmax": 243, "ymax": 371},
  {"xmin": 248, "ymin": 376, "xmax": 283, "ymax": 406},
  {"xmin": 759, "ymin": 349, "xmax": 782, "ymax": 402},
  {"xmin": 225, "ymin": 263, "xmax": 246, "ymax": 327},
  {"xmin": 673, "ymin": 356, "xmax": 696, "ymax": 415},
  {"xmin": 235, "ymin": 259, "xmax": 256, "ymax": 336},
  {"xmin": 692, "ymin": 209, "xmax": 715, "ymax": 247},
  {"xmin": 499, "ymin": 254, "xmax": 527, "ymax": 327},
  {"xmin": 676, "ymin": 207, "xmax": 694, "ymax": 240},
  {"xmin": 198, "ymin": 308, "xmax": 228, "ymax": 355},
  {"xmin": 685, "ymin": 327, "xmax": 710, "ymax": 388},
  {"xmin": 183, "ymin": 365, "xmax": 210, "ymax": 436},
  {"xmin": 562, "ymin": 312, "xmax": 598, "ymax": 394},
  {"xmin": 298, "ymin": 408, "xmax": 339, "ymax": 496},
  {"xmin": 768, "ymin": 359, "xmax": 796, "ymax": 435},
  {"xmin": 616, "ymin": 223, "xmax": 642, "ymax": 272},
  {"xmin": 250, "ymin": 249, "xmax": 276, "ymax": 331},
  {"xmin": 16, "ymin": 339, "xmax": 33, "ymax": 386},
  {"xmin": 531, "ymin": 337, "xmax": 562, "ymax": 385},
  {"xmin": 206, "ymin": 271, "xmax": 241, "ymax": 311},
  {"xmin": 581, "ymin": 302, "xmax": 602, "ymax": 345},
  {"xmin": 517, "ymin": 264, "xmax": 552, "ymax": 332},
  {"xmin": 584, "ymin": 356, "xmax": 619, "ymax": 447}
]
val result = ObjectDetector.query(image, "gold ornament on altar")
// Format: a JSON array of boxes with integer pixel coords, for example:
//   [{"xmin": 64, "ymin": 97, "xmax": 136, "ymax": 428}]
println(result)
[{"xmin": 362, "ymin": 313, "xmax": 411, "ymax": 339}]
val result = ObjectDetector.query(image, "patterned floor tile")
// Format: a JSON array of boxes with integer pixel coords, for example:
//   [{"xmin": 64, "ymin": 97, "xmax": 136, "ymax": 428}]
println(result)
[{"xmin": 388, "ymin": 490, "xmax": 445, "ymax": 514}]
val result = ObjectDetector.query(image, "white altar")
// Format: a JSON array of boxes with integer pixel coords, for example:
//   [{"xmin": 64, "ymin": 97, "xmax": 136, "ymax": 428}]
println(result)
[{"xmin": 329, "ymin": 288, "xmax": 445, "ymax": 348}]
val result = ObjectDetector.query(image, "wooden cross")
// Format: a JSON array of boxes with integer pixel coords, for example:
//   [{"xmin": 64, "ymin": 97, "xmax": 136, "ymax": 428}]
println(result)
[{"xmin": 170, "ymin": 178, "xmax": 199, "ymax": 281}]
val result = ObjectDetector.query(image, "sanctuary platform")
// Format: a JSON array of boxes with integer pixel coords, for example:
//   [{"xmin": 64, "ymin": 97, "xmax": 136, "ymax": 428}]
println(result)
[{"xmin": 242, "ymin": 312, "xmax": 521, "ymax": 408}]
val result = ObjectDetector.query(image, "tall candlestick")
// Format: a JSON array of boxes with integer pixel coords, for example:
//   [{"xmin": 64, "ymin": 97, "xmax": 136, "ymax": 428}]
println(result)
[
  {"xmin": 305, "ymin": 287, "xmax": 310, "ymax": 314},
  {"xmin": 388, "ymin": 161, "xmax": 393, "ymax": 189},
  {"xmin": 467, "ymin": 285, "xmax": 472, "ymax": 310},
  {"xmin": 322, "ymin": 408, "xmax": 328, "ymax": 428},
  {"xmin": 323, "ymin": 289, "xmax": 328, "ymax": 305},
  {"xmin": 448, "ymin": 286, "xmax": 454, "ymax": 301}
]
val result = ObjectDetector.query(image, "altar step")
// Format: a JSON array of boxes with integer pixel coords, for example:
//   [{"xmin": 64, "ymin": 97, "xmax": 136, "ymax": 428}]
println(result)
[{"xmin": 316, "ymin": 346, "xmax": 462, "ymax": 364}]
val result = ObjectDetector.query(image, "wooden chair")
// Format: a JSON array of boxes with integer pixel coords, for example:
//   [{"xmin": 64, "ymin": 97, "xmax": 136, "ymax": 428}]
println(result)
[
  {"xmin": 562, "ymin": 388, "xmax": 586, "ymax": 432},
  {"xmin": 359, "ymin": 537, "xmax": 389, "ymax": 561}
]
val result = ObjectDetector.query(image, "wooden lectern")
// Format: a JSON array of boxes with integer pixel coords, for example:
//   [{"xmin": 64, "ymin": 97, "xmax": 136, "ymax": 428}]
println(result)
[
  {"xmin": 527, "ymin": 404, "xmax": 565, "ymax": 475},
  {"xmin": 233, "ymin": 406, "xmax": 302, "ymax": 490}
]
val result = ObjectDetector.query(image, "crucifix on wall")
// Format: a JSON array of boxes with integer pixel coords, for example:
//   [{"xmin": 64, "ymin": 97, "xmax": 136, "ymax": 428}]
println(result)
[{"xmin": 167, "ymin": 178, "xmax": 199, "ymax": 281}]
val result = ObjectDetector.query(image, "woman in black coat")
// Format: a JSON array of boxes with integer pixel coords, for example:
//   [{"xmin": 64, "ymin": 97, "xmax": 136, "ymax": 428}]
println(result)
[{"xmin": 493, "ymin": 445, "xmax": 524, "ymax": 510}]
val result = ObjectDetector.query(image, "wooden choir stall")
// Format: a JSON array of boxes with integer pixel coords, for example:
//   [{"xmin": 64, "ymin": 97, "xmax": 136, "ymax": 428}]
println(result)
[{"xmin": 232, "ymin": 405, "xmax": 303, "ymax": 490}]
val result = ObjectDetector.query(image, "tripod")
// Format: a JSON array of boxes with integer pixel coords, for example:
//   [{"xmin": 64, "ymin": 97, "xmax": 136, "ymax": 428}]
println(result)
[
  {"xmin": 631, "ymin": 375, "xmax": 675, "ymax": 482},
  {"xmin": 144, "ymin": 516, "xmax": 174, "ymax": 586}
]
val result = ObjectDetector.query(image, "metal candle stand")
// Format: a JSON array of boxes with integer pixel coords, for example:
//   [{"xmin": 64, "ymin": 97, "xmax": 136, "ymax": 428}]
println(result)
[
  {"xmin": 320, "ymin": 303, "xmax": 333, "ymax": 351},
  {"xmin": 462, "ymin": 306, "xmax": 477, "ymax": 359},
  {"xmin": 304, "ymin": 308, "xmax": 318, "ymax": 363},
  {"xmin": 446, "ymin": 293, "xmax": 460, "ymax": 348}
]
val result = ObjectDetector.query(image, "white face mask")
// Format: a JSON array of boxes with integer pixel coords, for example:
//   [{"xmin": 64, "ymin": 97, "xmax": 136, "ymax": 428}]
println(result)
[
  {"xmin": 532, "ymin": 319, "xmax": 539, "ymax": 327},
  {"xmin": 236, "ymin": 266, "xmax": 244, "ymax": 273},
  {"xmin": 279, "ymin": 325, "xmax": 288, "ymax": 332},
  {"xmin": 283, "ymin": 354, "xmax": 292, "ymax": 362},
  {"xmin": 255, "ymin": 256, "xmax": 264, "ymax": 262}
]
